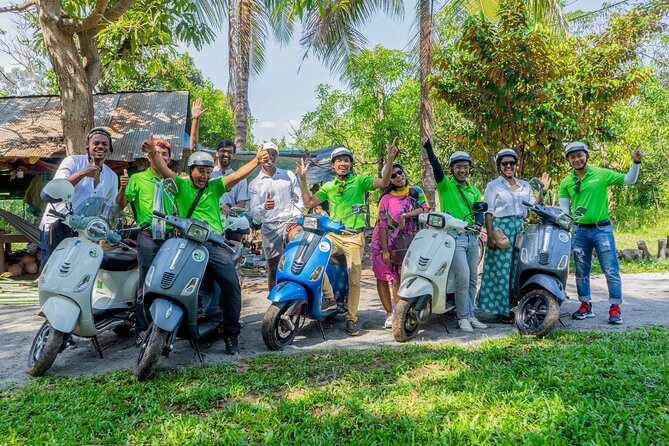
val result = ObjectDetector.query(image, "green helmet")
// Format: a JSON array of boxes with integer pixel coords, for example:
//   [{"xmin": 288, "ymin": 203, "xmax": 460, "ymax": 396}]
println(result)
[{"xmin": 187, "ymin": 151, "xmax": 215, "ymax": 169}]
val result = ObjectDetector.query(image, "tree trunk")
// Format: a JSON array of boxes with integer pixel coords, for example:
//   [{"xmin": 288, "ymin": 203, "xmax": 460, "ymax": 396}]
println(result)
[
  {"xmin": 231, "ymin": 0, "xmax": 251, "ymax": 152},
  {"xmin": 418, "ymin": 0, "xmax": 436, "ymax": 208},
  {"xmin": 657, "ymin": 238, "xmax": 666, "ymax": 261},
  {"xmin": 373, "ymin": 47, "xmax": 385, "ymax": 177},
  {"xmin": 38, "ymin": 0, "xmax": 94, "ymax": 155}
]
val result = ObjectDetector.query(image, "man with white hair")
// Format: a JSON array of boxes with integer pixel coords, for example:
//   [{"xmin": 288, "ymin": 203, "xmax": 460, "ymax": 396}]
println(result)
[{"xmin": 248, "ymin": 142, "xmax": 304, "ymax": 290}]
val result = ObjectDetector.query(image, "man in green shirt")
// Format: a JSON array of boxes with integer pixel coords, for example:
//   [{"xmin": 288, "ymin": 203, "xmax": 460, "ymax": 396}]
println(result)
[
  {"xmin": 423, "ymin": 137, "xmax": 487, "ymax": 332},
  {"xmin": 143, "ymin": 135, "xmax": 269, "ymax": 354},
  {"xmin": 559, "ymin": 141, "xmax": 643, "ymax": 325},
  {"xmin": 297, "ymin": 141, "xmax": 398, "ymax": 336}
]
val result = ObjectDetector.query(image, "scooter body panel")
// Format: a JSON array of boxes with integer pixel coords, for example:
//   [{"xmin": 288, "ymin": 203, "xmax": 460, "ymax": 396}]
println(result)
[
  {"xmin": 92, "ymin": 269, "xmax": 139, "ymax": 311},
  {"xmin": 520, "ymin": 273, "xmax": 567, "ymax": 302},
  {"xmin": 39, "ymin": 237, "xmax": 103, "ymax": 335},
  {"xmin": 40, "ymin": 295, "xmax": 81, "ymax": 333},
  {"xmin": 511, "ymin": 223, "xmax": 571, "ymax": 305},
  {"xmin": 399, "ymin": 227, "xmax": 457, "ymax": 314},
  {"xmin": 144, "ymin": 237, "xmax": 209, "ymax": 340},
  {"xmin": 273, "ymin": 231, "xmax": 345, "ymax": 319},
  {"xmin": 150, "ymin": 298, "xmax": 185, "ymax": 333}
]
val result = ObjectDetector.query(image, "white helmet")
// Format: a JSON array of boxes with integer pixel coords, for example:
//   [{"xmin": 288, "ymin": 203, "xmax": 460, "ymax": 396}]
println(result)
[
  {"xmin": 187, "ymin": 151, "xmax": 215, "ymax": 169},
  {"xmin": 224, "ymin": 214, "xmax": 250, "ymax": 234},
  {"xmin": 40, "ymin": 179, "xmax": 74, "ymax": 204},
  {"xmin": 330, "ymin": 146, "xmax": 354, "ymax": 164},
  {"xmin": 564, "ymin": 141, "xmax": 590, "ymax": 157},
  {"xmin": 496, "ymin": 148, "xmax": 518, "ymax": 171},
  {"xmin": 449, "ymin": 151, "xmax": 472, "ymax": 166}
]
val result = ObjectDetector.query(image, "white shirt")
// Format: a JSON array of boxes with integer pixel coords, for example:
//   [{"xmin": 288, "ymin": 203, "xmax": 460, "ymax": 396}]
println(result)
[
  {"xmin": 40, "ymin": 155, "xmax": 119, "ymax": 230},
  {"xmin": 248, "ymin": 168, "xmax": 303, "ymax": 223},
  {"xmin": 483, "ymin": 176, "xmax": 536, "ymax": 218},
  {"xmin": 211, "ymin": 167, "xmax": 250, "ymax": 208}
]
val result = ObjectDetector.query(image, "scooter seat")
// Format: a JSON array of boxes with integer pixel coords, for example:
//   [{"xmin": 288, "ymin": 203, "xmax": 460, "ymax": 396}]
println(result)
[{"xmin": 101, "ymin": 246, "xmax": 138, "ymax": 271}]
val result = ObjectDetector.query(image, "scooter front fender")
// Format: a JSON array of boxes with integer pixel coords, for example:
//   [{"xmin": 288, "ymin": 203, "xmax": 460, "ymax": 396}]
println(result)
[
  {"xmin": 521, "ymin": 274, "xmax": 566, "ymax": 302},
  {"xmin": 149, "ymin": 298, "xmax": 184, "ymax": 333},
  {"xmin": 268, "ymin": 281, "xmax": 308, "ymax": 306},
  {"xmin": 398, "ymin": 276, "xmax": 433, "ymax": 301},
  {"xmin": 40, "ymin": 295, "xmax": 80, "ymax": 333}
]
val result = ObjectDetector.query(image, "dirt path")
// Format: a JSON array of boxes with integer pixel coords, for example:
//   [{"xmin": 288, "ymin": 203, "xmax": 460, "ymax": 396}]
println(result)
[{"xmin": 2, "ymin": 271, "xmax": 667, "ymax": 388}]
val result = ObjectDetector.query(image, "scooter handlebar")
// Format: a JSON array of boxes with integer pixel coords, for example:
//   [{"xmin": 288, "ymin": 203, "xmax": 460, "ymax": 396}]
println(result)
[
  {"xmin": 152, "ymin": 210, "xmax": 167, "ymax": 219},
  {"xmin": 48, "ymin": 209, "xmax": 67, "ymax": 219},
  {"xmin": 522, "ymin": 201, "xmax": 533, "ymax": 208}
]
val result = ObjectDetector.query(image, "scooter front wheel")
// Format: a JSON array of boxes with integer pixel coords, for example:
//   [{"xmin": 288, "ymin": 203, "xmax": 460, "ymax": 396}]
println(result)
[
  {"xmin": 515, "ymin": 289, "xmax": 560, "ymax": 338},
  {"xmin": 135, "ymin": 324, "xmax": 169, "ymax": 381},
  {"xmin": 392, "ymin": 299, "xmax": 421, "ymax": 343},
  {"xmin": 262, "ymin": 302, "xmax": 303, "ymax": 351},
  {"xmin": 27, "ymin": 321, "xmax": 65, "ymax": 377}
]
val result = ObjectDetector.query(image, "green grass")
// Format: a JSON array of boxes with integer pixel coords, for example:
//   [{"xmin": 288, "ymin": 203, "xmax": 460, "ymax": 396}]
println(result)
[{"xmin": 2, "ymin": 327, "xmax": 668, "ymax": 445}]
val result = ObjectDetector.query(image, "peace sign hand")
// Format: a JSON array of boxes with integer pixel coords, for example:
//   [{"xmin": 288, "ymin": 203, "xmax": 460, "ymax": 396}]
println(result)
[{"xmin": 296, "ymin": 158, "xmax": 309, "ymax": 180}]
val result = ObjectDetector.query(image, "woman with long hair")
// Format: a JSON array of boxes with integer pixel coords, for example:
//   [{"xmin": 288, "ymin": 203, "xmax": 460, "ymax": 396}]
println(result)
[{"xmin": 371, "ymin": 162, "xmax": 429, "ymax": 329}]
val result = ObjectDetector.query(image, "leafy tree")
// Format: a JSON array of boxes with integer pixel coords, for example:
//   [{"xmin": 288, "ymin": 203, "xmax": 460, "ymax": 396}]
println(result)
[
  {"xmin": 431, "ymin": 0, "xmax": 669, "ymax": 181},
  {"xmin": 0, "ymin": 0, "xmax": 222, "ymax": 155}
]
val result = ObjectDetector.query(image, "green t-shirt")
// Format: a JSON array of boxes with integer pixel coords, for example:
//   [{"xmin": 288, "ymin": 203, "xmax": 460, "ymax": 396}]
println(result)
[
  {"xmin": 559, "ymin": 166, "xmax": 624, "ymax": 224},
  {"xmin": 435, "ymin": 177, "xmax": 482, "ymax": 225},
  {"xmin": 174, "ymin": 176, "xmax": 228, "ymax": 233},
  {"xmin": 316, "ymin": 174, "xmax": 374, "ymax": 229},
  {"xmin": 125, "ymin": 169, "xmax": 174, "ymax": 225}
]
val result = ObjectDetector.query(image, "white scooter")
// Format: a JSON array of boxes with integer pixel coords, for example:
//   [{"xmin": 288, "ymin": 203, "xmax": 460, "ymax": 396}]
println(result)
[
  {"xmin": 392, "ymin": 203, "xmax": 487, "ymax": 342},
  {"xmin": 27, "ymin": 179, "xmax": 140, "ymax": 376}
]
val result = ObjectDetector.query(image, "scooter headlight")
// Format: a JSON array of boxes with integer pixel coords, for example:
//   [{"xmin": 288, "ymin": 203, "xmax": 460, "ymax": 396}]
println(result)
[
  {"xmin": 85, "ymin": 218, "xmax": 109, "ymax": 242},
  {"xmin": 187, "ymin": 222, "xmax": 209, "ymax": 243},
  {"xmin": 556, "ymin": 213, "xmax": 574, "ymax": 231},
  {"xmin": 303, "ymin": 216, "xmax": 319, "ymax": 231},
  {"xmin": 427, "ymin": 214, "xmax": 446, "ymax": 229}
]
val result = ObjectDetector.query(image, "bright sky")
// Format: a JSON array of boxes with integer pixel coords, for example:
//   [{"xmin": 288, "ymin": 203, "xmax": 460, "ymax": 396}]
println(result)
[{"xmin": 0, "ymin": 0, "xmax": 606, "ymax": 145}]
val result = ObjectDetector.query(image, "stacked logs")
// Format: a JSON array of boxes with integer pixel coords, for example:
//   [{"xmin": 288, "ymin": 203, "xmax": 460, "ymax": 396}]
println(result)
[{"xmin": 617, "ymin": 237, "xmax": 668, "ymax": 261}]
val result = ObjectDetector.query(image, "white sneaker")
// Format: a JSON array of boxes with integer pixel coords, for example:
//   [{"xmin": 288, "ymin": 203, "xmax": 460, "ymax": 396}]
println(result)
[
  {"xmin": 384, "ymin": 314, "xmax": 393, "ymax": 329},
  {"xmin": 469, "ymin": 317, "xmax": 488, "ymax": 329},
  {"xmin": 458, "ymin": 318, "xmax": 473, "ymax": 332}
]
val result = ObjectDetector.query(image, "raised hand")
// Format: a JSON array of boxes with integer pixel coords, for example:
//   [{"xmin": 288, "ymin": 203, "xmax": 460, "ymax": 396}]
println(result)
[
  {"xmin": 141, "ymin": 133, "xmax": 156, "ymax": 157},
  {"xmin": 296, "ymin": 158, "xmax": 309, "ymax": 180},
  {"xmin": 540, "ymin": 172, "xmax": 551, "ymax": 194},
  {"xmin": 120, "ymin": 168, "xmax": 129, "ymax": 188},
  {"xmin": 386, "ymin": 136, "xmax": 398, "ymax": 161},
  {"xmin": 191, "ymin": 98, "xmax": 207, "ymax": 120},
  {"xmin": 264, "ymin": 191, "xmax": 275, "ymax": 210},
  {"xmin": 630, "ymin": 144, "xmax": 644, "ymax": 163},
  {"xmin": 421, "ymin": 136, "xmax": 431, "ymax": 150},
  {"xmin": 256, "ymin": 144, "xmax": 269, "ymax": 163}
]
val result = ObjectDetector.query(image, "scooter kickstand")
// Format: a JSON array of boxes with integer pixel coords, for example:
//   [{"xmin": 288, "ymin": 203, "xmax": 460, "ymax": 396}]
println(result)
[
  {"xmin": 316, "ymin": 320, "xmax": 326, "ymax": 340},
  {"xmin": 439, "ymin": 314, "xmax": 450, "ymax": 334},
  {"xmin": 190, "ymin": 340, "xmax": 204, "ymax": 363},
  {"xmin": 92, "ymin": 336, "xmax": 104, "ymax": 359}
]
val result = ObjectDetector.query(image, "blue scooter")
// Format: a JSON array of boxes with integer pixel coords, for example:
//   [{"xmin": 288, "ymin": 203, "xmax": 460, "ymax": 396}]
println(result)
[{"xmin": 261, "ymin": 205, "xmax": 365, "ymax": 350}]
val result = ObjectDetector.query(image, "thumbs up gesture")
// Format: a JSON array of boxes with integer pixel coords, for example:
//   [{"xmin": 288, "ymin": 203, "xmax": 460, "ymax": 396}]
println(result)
[
  {"xmin": 120, "ymin": 168, "xmax": 129, "ymax": 188},
  {"xmin": 264, "ymin": 191, "xmax": 275, "ymax": 210},
  {"xmin": 141, "ymin": 133, "xmax": 156, "ymax": 158}
]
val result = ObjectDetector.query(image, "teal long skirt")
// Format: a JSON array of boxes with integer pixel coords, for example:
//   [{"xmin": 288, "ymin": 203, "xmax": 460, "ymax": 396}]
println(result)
[{"xmin": 477, "ymin": 216, "xmax": 524, "ymax": 316}]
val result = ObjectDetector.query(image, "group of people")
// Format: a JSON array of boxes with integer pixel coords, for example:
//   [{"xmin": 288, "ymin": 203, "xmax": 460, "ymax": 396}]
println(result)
[{"xmin": 37, "ymin": 97, "xmax": 644, "ymax": 354}]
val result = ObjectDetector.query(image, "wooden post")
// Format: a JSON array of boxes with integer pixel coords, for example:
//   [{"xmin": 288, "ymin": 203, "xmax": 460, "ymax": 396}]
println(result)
[
  {"xmin": 659, "ymin": 239, "xmax": 667, "ymax": 261},
  {"xmin": 637, "ymin": 240, "xmax": 652, "ymax": 260}
]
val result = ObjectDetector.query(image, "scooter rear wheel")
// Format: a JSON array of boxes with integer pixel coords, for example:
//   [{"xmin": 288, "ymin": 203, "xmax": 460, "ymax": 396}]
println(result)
[
  {"xmin": 392, "ymin": 300, "xmax": 421, "ymax": 342},
  {"xmin": 515, "ymin": 289, "xmax": 560, "ymax": 338},
  {"xmin": 27, "ymin": 321, "xmax": 65, "ymax": 377},
  {"xmin": 135, "ymin": 324, "xmax": 169, "ymax": 381},
  {"xmin": 262, "ymin": 302, "xmax": 302, "ymax": 351}
]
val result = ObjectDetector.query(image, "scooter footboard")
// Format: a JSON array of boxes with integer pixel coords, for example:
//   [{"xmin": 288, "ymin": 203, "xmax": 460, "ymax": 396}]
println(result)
[
  {"xmin": 40, "ymin": 295, "xmax": 81, "ymax": 333},
  {"xmin": 521, "ymin": 274, "xmax": 566, "ymax": 302},
  {"xmin": 149, "ymin": 298, "xmax": 185, "ymax": 333},
  {"xmin": 268, "ymin": 281, "xmax": 308, "ymax": 306}
]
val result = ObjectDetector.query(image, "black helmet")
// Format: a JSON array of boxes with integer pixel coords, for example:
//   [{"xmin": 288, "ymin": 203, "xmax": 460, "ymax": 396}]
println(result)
[{"xmin": 87, "ymin": 127, "xmax": 113, "ymax": 152}]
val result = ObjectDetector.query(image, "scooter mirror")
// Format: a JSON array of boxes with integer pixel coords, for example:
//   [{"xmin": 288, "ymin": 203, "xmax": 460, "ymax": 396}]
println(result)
[
  {"xmin": 472, "ymin": 201, "xmax": 488, "ymax": 213},
  {"xmin": 529, "ymin": 178, "xmax": 544, "ymax": 193},
  {"xmin": 574, "ymin": 206, "xmax": 587, "ymax": 218},
  {"xmin": 163, "ymin": 178, "xmax": 178, "ymax": 196}
]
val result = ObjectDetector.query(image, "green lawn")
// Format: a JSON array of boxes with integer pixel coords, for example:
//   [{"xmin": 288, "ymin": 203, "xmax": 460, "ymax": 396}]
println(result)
[{"xmin": 2, "ymin": 327, "xmax": 668, "ymax": 445}]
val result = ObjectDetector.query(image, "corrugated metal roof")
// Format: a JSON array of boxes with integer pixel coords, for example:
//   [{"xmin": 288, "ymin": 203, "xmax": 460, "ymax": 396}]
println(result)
[{"xmin": 0, "ymin": 91, "xmax": 189, "ymax": 161}]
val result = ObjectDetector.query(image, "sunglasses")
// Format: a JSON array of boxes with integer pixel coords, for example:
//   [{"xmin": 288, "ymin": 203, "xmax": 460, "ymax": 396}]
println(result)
[
  {"xmin": 575, "ymin": 179, "xmax": 581, "ymax": 194},
  {"xmin": 391, "ymin": 170, "xmax": 404, "ymax": 179},
  {"xmin": 500, "ymin": 161, "xmax": 516, "ymax": 167}
]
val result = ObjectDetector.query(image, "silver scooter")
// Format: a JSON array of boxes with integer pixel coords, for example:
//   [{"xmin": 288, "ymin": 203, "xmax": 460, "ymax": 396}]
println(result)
[{"xmin": 28, "ymin": 179, "xmax": 139, "ymax": 376}]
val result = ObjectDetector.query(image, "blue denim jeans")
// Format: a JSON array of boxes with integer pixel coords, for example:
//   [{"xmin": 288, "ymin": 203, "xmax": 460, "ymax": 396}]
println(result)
[
  {"xmin": 572, "ymin": 224, "xmax": 622, "ymax": 305},
  {"xmin": 448, "ymin": 232, "xmax": 479, "ymax": 319}
]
